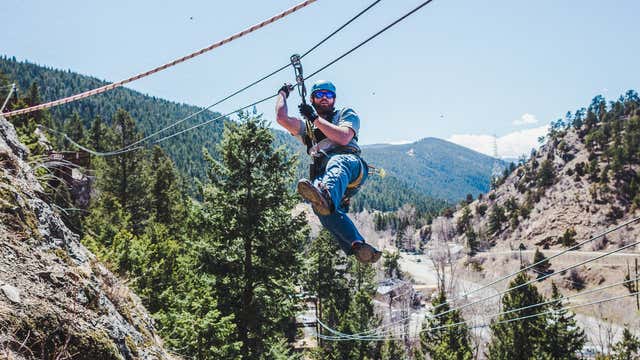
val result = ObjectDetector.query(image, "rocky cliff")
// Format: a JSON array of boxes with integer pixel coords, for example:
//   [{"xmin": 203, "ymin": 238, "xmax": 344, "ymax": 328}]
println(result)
[{"xmin": 0, "ymin": 115, "xmax": 175, "ymax": 359}]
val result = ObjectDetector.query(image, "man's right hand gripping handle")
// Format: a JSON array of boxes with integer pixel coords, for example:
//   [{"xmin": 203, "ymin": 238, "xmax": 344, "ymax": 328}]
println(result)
[{"xmin": 278, "ymin": 83, "xmax": 293, "ymax": 98}]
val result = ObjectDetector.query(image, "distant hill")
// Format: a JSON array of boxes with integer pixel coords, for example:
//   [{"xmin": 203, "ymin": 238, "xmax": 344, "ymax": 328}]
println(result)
[{"xmin": 361, "ymin": 137, "xmax": 499, "ymax": 202}]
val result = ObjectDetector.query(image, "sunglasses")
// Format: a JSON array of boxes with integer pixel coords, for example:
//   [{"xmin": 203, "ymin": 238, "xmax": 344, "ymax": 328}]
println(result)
[{"xmin": 312, "ymin": 91, "xmax": 336, "ymax": 99}]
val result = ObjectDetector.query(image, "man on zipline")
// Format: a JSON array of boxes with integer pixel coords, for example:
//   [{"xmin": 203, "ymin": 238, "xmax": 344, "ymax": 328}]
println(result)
[{"xmin": 276, "ymin": 80, "xmax": 381, "ymax": 263}]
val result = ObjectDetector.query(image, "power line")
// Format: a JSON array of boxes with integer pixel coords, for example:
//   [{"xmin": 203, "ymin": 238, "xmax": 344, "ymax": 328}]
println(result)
[
  {"xmin": 358, "ymin": 275, "xmax": 640, "ymax": 341},
  {"xmin": 306, "ymin": 0, "xmax": 435, "ymax": 80},
  {"xmin": 319, "ymin": 290, "xmax": 640, "ymax": 341},
  {"xmin": 1, "ymin": 0, "xmax": 318, "ymax": 118},
  {"xmin": 318, "ymin": 217, "xmax": 640, "ymax": 339}
]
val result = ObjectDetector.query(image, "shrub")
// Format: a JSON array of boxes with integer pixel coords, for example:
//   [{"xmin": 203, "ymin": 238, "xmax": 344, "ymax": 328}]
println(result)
[{"xmin": 561, "ymin": 227, "xmax": 577, "ymax": 247}]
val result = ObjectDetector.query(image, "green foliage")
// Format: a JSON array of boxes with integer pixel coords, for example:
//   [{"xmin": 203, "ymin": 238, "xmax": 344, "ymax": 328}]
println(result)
[
  {"xmin": 532, "ymin": 248, "xmax": 551, "ymax": 280},
  {"xmin": 383, "ymin": 250, "xmax": 401, "ymax": 279},
  {"xmin": 97, "ymin": 109, "xmax": 150, "ymax": 236},
  {"xmin": 380, "ymin": 340, "xmax": 405, "ymax": 360},
  {"xmin": 305, "ymin": 231, "xmax": 381, "ymax": 360},
  {"xmin": 538, "ymin": 283, "xmax": 586, "ymax": 359},
  {"xmin": 199, "ymin": 114, "xmax": 307, "ymax": 358},
  {"xmin": 488, "ymin": 204, "xmax": 506, "ymax": 235},
  {"xmin": 361, "ymin": 138, "xmax": 498, "ymax": 202},
  {"xmin": 421, "ymin": 292, "xmax": 473, "ymax": 360},
  {"xmin": 0, "ymin": 56, "xmax": 225, "ymax": 190},
  {"xmin": 536, "ymin": 159, "xmax": 555, "ymax": 188},
  {"xmin": 476, "ymin": 203, "xmax": 488, "ymax": 217},
  {"xmin": 560, "ymin": 227, "xmax": 577, "ymax": 247},
  {"xmin": 611, "ymin": 327, "xmax": 640, "ymax": 360},
  {"xmin": 351, "ymin": 173, "xmax": 449, "ymax": 217},
  {"xmin": 456, "ymin": 206, "xmax": 472, "ymax": 235},
  {"xmin": 487, "ymin": 272, "xmax": 547, "ymax": 360}
]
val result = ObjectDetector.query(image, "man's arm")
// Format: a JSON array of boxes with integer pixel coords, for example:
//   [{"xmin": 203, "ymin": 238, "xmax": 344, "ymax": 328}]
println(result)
[
  {"xmin": 275, "ymin": 89, "xmax": 304, "ymax": 136},
  {"xmin": 299, "ymin": 104, "xmax": 355, "ymax": 146},
  {"xmin": 312, "ymin": 117, "xmax": 354, "ymax": 146}
]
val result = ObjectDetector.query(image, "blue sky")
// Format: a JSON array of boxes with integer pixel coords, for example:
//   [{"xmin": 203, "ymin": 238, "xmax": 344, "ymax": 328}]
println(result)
[{"xmin": 1, "ymin": 0, "xmax": 639, "ymax": 158}]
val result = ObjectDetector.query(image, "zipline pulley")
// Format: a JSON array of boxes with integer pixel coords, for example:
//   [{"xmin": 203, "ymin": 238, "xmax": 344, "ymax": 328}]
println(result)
[{"xmin": 290, "ymin": 54, "xmax": 307, "ymax": 104}]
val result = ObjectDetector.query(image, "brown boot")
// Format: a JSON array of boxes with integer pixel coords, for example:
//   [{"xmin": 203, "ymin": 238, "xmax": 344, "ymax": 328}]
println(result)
[
  {"xmin": 297, "ymin": 179, "xmax": 333, "ymax": 216},
  {"xmin": 351, "ymin": 241, "xmax": 382, "ymax": 264}
]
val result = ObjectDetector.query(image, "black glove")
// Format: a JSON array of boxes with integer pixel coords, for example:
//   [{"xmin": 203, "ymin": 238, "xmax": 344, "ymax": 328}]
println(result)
[
  {"xmin": 278, "ymin": 83, "xmax": 293, "ymax": 98},
  {"xmin": 299, "ymin": 103, "xmax": 318, "ymax": 122}
]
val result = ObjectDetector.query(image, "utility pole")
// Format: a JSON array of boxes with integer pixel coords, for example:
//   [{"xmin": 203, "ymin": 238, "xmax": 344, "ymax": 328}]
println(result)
[{"xmin": 491, "ymin": 134, "xmax": 502, "ymax": 189}]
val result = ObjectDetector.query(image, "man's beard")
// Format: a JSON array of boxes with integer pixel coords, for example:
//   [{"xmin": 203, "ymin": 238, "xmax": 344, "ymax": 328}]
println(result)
[{"xmin": 313, "ymin": 102, "xmax": 335, "ymax": 119}]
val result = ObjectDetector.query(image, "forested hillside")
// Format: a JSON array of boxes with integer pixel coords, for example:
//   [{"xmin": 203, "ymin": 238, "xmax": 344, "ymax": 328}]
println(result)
[
  {"xmin": 0, "ymin": 56, "xmax": 454, "ymax": 213},
  {"xmin": 361, "ymin": 138, "xmax": 499, "ymax": 202},
  {"xmin": 0, "ymin": 55, "xmax": 237, "ymax": 183}
]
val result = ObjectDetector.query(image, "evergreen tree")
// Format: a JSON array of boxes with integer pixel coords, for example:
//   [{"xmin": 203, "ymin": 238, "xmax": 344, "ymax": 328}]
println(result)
[
  {"xmin": 611, "ymin": 328, "xmax": 640, "ymax": 360},
  {"xmin": 539, "ymin": 283, "xmax": 586, "ymax": 359},
  {"xmin": 380, "ymin": 340, "xmax": 405, "ymax": 360},
  {"xmin": 146, "ymin": 145, "xmax": 184, "ymax": 225},
  {"xmin": 333, "ymin": 260, "xmax": 380, "ymax": 360},
  {"xmin": 88, "ymin": 115, "xmax": 108, "ymax": 152},
  {"xmin": 304, "ymin": 230, "xmax": 351, "ymax": 359},
  {"xmin": 199, "ymin": 114, "xmax": 307, "ymax": 358},
  {"xmin": 383, "ymin": 250, "xmax": 401, "ymax": 279},
  {"xmin": 532, "ymin": 248, "xmax": 551, "ymax": 280},
  {"xmin": 487, "ymin": 272, "xmax": 547, "ymax": 360},
  {"xmin": 536, "ymin": 159, "xmax": 555, "ymax": 188},
  {"xmin": 421, "ymin": 291, "xmax": 473, "ymax": 360},
  {"xmin": 99, "ymin": 108, "xmax": 149, "ymax": 236},
  {"xmin": 488, "ymin": 205, "xmax": 506, "ymax": 235},
  {"xmin": 63, "ymin": 111, "xmax": 85, "ymax": 147}
]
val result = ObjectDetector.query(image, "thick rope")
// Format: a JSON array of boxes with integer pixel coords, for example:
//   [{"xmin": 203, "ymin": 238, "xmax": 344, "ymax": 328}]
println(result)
[{"xmin": 1, "ymin": 0, "xmax": 318, "ymax": 118}]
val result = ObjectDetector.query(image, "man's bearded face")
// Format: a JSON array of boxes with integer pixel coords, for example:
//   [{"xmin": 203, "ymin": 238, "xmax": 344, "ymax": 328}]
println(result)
[{"xmin": 311, "ymin": 91, "xmax": 336, "ymax": 116}]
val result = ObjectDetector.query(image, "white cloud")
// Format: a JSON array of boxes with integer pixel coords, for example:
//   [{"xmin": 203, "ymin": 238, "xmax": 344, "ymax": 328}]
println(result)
[
  {"xmin": 513, "ymin": 113, "xmax": 538, "ymax": 126},
  {"xmin": 447, "ymin": 125, "xmax": 549, "ymax": 159}
]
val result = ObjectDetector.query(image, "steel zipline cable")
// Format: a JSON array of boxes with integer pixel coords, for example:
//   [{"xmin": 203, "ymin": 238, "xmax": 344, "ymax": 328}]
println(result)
[
  {"xmin": 36, "ymin": 0, "xmax": 383, "ymax": 156},
  {"xmin": 148, "ymin": 0, "xmax": 437, "ymax": 147},
  {"xmin": 42, "ymin": 0, "xmax": 433, "ymax": 156},
  {"xmin": 323, "ymin": 217, "xmax": 640, "ymax": 338},
  {"xmin": 1, "ymin": 0, "xmax": 319, "ymax": 118},
  {"xmin": 116, "ymin": 0, "xmax": 384, "ymax": 152}
]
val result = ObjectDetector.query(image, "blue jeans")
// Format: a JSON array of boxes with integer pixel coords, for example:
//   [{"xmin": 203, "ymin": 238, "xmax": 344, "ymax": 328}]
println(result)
[{"xmin": 312, "ymin": 153, "xmax": 368, "ymax": 255}]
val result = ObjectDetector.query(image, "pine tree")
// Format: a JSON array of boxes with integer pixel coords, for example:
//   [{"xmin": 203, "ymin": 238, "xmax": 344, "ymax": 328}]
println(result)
[
  {"xmin": 421, "ymin": 291, "xmax": 473, "ymax": 360},
  {"xmin": 487, "ymin": 272, "xmax": 547, "ymax": 360},
  {"xmin": 63, "ymin": 111, "xmax": 85, "ymax": 147},
  {"xmin": 539, "ymin": 283, "xmax": 586, "ymax": 359},
  {"xmin": 199, "ymin": 114, "xmax": 307, "ymax": 358},
  {"xmin": 88, "ymin": 115, "xmax": 107, "ymax": 152},
  {"xmin": 488, "ymin": 205, "xmax": 506, "ymax": 235},
  {"xmin": 333, "ymin": 260, "xmax": 380, "ymax": 360},
  {"xmin": 380, "ymin": 340, "xmax": 405, "ymax": 360},
  {"xmin": 611, "ymin": 327, "xmax": 640, "ymax": 360},
  {"xmin": 383, "ymin": 250, "xmax": 401, "ymax": 279},
  {"xmin": 532, "ymin": 248, "xmax": 551, "ymax": 280},
  {"xmin": 304, "ymin": 230, "xmax": 350, "ymax": 359},
  {"xmin": 99, "ymin": 108, "xmax": 149, "ymax": 236},
  {"xmin": 146, "ymin": 145, "xmax": 184, "ymax": 225}
]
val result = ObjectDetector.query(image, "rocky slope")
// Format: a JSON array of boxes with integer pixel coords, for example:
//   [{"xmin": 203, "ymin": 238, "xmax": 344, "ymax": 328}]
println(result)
[
  {"xmin": 452, "ymin": 127, "xmax": 640, "ymax": 252},
  {"xmin": 0, "ymin": 115, "xmax": 175, "ymax": 359}
]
